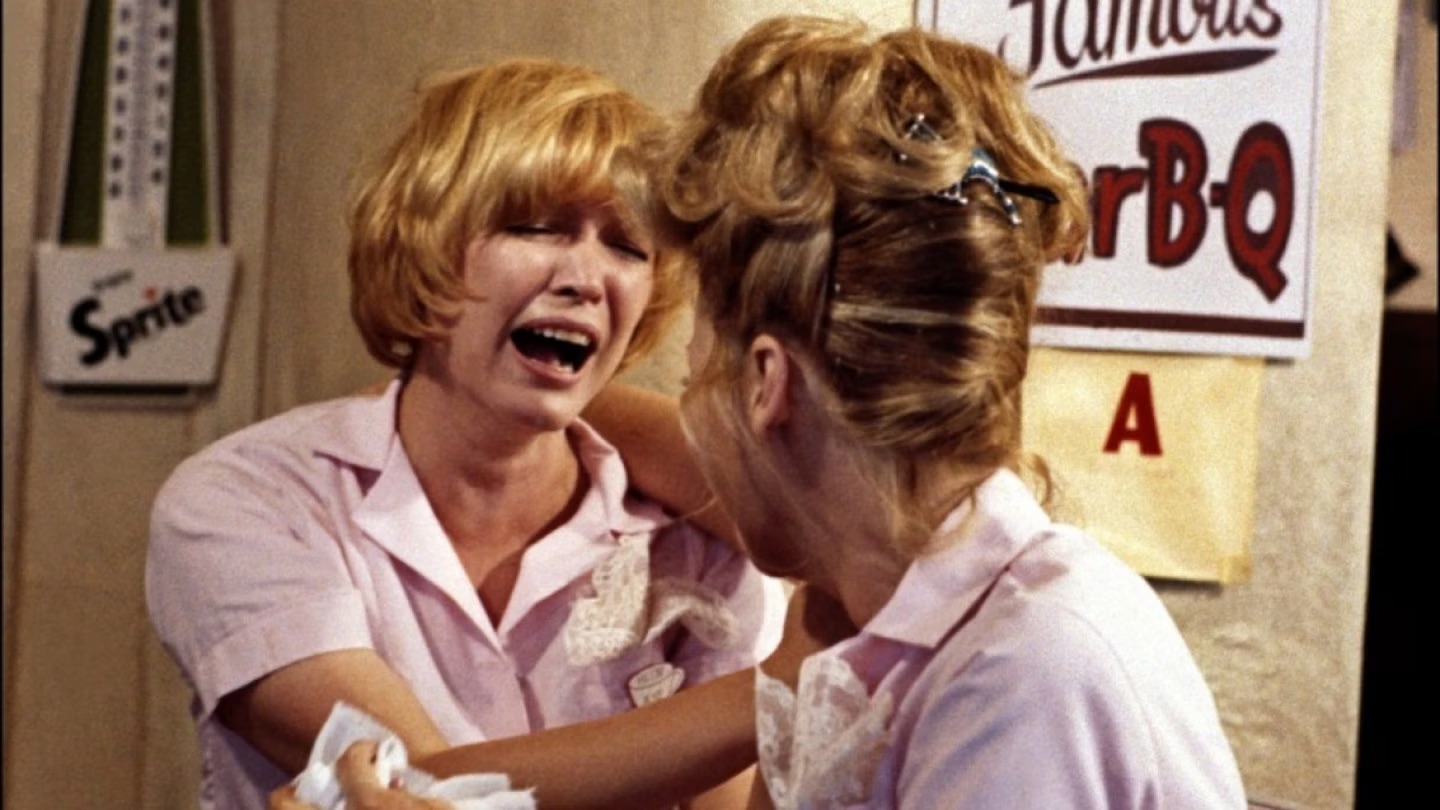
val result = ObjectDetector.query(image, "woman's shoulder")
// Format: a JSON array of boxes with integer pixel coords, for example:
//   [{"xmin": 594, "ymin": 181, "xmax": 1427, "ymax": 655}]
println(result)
[
  {"xmin": 962, "ymin": 528, "xmax": 1193, "ymax": 689},
  {"xmin": 157, "ymin": 393, "xmax": 387, "ymax": 509},
  {"xmin": 908, "ymin": 530, "xmax": 1242, "ymax": 802}
]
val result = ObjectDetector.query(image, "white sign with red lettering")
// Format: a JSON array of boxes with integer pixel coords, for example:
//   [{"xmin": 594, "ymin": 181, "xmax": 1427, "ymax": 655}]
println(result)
[{"xmin": 919, "ymin": 1, "xmax": 1323, "ymax": 358}]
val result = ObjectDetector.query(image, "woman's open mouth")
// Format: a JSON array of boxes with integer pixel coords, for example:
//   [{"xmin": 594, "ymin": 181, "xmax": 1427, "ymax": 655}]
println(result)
[{"xmin": 511, "ymin": 326, "xmax": 597, "ymax": 374}]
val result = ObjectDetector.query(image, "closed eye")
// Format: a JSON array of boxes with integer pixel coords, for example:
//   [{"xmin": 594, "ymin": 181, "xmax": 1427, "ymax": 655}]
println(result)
[
  {"xmin": 506, "ymin": 223, "xmax": 556, "ymax": 236},
  {"xmin": 610, "ymin": 239, "xmax": 650, "ymax": 263}
]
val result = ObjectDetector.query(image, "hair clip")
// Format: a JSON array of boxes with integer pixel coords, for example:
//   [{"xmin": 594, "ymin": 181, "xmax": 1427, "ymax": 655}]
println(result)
[
  {"xmin": 900, "ymin": 114, "xmax": 1059, "ymax": 227},
  {"xmin": 934, "ymin": 148, "xmax": 1021, "ymax": 225}
]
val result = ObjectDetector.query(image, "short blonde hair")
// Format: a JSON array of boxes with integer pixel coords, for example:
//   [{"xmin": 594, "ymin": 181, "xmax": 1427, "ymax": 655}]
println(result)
[
  {"xmin": 664, "ymin": 17, "xmax": 1089, "ymax": 552},
  {"xmin": 349, "ymin": 58, "xmax": 684, "ymax": 369}
]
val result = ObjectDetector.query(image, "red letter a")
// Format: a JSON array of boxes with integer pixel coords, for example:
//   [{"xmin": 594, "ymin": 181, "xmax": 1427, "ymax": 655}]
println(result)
[{"xmin": 1103, "ymin": 373, "xmax": 1163, "ymax": 456}]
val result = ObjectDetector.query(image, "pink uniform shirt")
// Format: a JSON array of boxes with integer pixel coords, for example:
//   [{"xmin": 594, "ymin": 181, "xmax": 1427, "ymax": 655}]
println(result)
[
  {"xmin": 758, "ymin": 470, "xmax": 1246, "ymax": 808},
  {"xmin": 147, "ymin": 381, "xmax": 781, "ymax": 810}
]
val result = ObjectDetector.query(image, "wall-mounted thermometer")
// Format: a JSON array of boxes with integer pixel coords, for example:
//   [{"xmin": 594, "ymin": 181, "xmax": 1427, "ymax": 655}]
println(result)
[
  {"xmin": 37, "ymin": 0, "xmax": 234, "ymax": 395},
  {"xmin": 103, "ymin": 0, "xmax": 179, "ymax": 249}
]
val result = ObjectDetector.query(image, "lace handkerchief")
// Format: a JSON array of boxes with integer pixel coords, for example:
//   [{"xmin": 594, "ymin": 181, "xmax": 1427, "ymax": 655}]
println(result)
[
  {"xmin": 292, "ymin": 702, "xmax": 535, "ymax": 809},
  {"xmin": 756, "ymin": 655, "xmax": 894, "ymax": 809},
  {"xmin": 564, "ymin": 533, "xmax": 741, "ymax": 666}
]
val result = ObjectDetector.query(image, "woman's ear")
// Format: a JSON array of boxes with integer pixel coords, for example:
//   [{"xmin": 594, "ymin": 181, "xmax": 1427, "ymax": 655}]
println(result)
[{"xmin": 745, "ymin": 334, "xmax": 793, "ymax": 435}]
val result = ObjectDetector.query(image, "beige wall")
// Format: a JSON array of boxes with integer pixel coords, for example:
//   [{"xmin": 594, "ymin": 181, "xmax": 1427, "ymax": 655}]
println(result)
[
  {"xmin": 1, "ymin": 2, "xmax": 1399, "ymax": 808},
  {"xmin": 1388, "ymin": 0, "xmax": 1438, "ymax": 313}
]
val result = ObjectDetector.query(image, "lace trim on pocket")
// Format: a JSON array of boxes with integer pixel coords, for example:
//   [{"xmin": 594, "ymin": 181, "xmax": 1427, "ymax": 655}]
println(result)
[{"xmin": 564, "ymin": 533, "xmax": 740, "ymax": 666}]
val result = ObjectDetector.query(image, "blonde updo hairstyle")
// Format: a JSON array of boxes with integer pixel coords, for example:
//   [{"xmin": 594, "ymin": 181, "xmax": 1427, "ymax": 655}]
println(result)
[
  {"xmin": 664, "ymin": 17, "xmax": 1088, "ymax": 555},
  {"xmin": 349, "ymin": 58, "xmax": 685, "ymax": 369}
]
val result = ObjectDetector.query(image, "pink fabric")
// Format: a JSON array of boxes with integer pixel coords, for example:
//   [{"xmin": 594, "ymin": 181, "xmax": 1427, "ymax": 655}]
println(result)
[
  {"xmin": 787, "ymin": 470, "xmax": 1247, "ymax": 808},
  {"xmin": 147, "ymin": 380, "xmax": 781, "ymax": 810}
]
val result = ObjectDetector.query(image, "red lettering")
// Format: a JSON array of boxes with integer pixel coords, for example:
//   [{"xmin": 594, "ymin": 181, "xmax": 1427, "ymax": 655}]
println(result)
[
  {"xmin": 1052, "ymin": 0, "xmax": 1130, "ymax": 67},
  {"xmin": 1149, "ymin": 0, "xmax": 1201, "ymax": 46},
  {"xmin": 1247, "ymin": 0, "xmax": 1282, "ymax": 36},
  {"xmin": 1103, "ymin": 372, "xmax": 1164, "ymax": 456},
  {"xmin": 1090, "ymin": 119, "xmax": 1296, "ymax": 302},
  {"xmin": 1140, "ymin": 119, "xmax": 1208, "ymax": 267},
  {"xmin": 1011, "ymin": 0, "xmax": 1285, "ymax": 78},
  {"xmin": 1091, "ymin": 164, "xmax": 1148, "ymax": 257},
  {"xmin": 1208, "ymin": 121, "xmax": 1293, "ymax": 301}
]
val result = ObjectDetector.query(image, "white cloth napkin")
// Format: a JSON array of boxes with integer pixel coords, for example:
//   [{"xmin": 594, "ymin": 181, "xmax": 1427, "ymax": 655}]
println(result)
[{"xmin": 292, "ymin": 702, "xmax": 536, "ymax": 810}]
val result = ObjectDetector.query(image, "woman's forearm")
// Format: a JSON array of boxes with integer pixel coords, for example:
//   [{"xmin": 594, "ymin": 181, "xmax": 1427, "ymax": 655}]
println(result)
[
  {"xmin": 584, "ymin": 382, "xmax": 741, "ymax": 548},
  {"xmin": 413, "ymin": 669, "xmax": 757, "ymax": 810}
]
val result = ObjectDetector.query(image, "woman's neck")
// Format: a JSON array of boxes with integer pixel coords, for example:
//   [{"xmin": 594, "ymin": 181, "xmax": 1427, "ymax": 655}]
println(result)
[
  {"xmin": 396, "ymin": 370, "xmax": 585, "ymax": 552},
  {"xmin": 791, "ymin": 451, "xmax": 990, "ymax": 630},
  {"xmin": 777, "ymin": 448, "xmax": 911, "ymax": 630}
]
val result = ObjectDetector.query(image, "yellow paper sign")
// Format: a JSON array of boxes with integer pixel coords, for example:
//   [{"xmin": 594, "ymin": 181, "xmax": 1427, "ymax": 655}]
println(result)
[{"xmin": 1021, "ymin": 348, "xmax": 1261, "ymax": 583}]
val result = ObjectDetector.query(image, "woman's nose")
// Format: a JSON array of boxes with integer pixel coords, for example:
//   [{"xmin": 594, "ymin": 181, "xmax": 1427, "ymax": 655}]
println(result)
[{"xmin": 550, "ymin": 240, "xmax": 606, "ymax": 302}]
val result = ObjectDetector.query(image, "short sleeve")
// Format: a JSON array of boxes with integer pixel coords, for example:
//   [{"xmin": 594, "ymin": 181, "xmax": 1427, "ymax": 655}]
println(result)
[
  {"xmin": 897, "ymin": 610, "xmax": 1162, "ymax": 809},
  {"xmin": 146, "ymin": 446, "xmax": 373, "ymax": 717}
]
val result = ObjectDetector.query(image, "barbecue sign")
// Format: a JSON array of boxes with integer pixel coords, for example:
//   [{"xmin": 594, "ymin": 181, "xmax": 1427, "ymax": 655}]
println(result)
[{"xmin": 920, "ymin": 1, "xmax": 1324, "ymax": 358}]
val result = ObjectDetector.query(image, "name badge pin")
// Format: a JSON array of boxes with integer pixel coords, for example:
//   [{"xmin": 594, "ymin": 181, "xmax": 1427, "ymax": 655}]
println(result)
[{"xmin": 627, "ymin": 662, "xmax": 685, "ymax": 707}]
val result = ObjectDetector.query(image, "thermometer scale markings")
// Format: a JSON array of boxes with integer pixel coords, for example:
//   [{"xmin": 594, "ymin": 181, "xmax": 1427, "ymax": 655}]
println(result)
[{"xmin": 103, "ymin": 0, "xmax": 178, "ymax": 249}]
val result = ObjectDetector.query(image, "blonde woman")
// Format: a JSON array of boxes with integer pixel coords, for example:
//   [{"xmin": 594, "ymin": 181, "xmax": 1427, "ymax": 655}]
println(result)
[
  {"xmin": 148, "ymin": 58, "xmax": 791, "ymax": 810},
  {"xmin": 659, "ymin": 15, "xmax": 1247, "ymax": 808}
]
